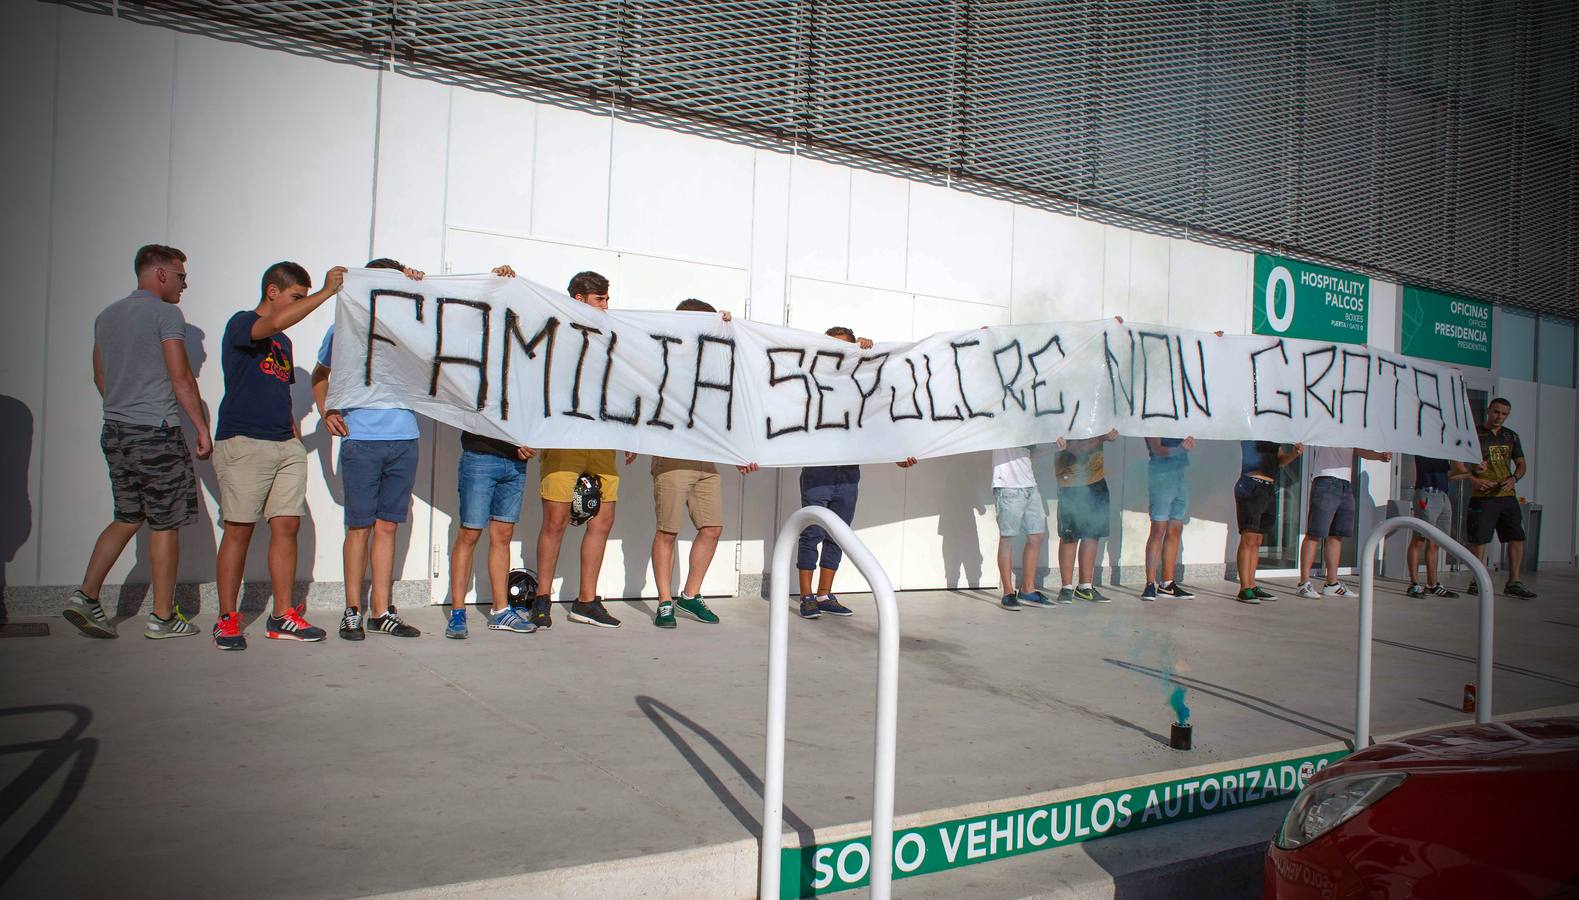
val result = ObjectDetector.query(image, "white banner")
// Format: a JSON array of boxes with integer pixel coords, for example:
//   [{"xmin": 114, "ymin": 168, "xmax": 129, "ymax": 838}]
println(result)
[{"xmin": 327, "ymin": 270, "xmax": 1482, "ymax": 466}]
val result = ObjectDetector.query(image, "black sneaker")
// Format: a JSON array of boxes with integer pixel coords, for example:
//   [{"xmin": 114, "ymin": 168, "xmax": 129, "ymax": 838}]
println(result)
[
  {"xmin": 367, "ymin": 610, "xmax": 420, "ymax": 637},
  {"xmin": 339, "ymin": 606, "xmax": 365, "ymax": 641},
  {"xmin": 1140, "ymin": 582, "xmax": 1158, "ymax": 601},
  {"xmin": 568, "ymin": 597, "xmax": 621, "ymax": 628},
  {"xmin": 1251, "ymin": 586, "xmax": 1276, "ymax": 601},
  {"xmin": 1406, "ymin": 582, "xmax": 1426, "ymax": 598},
  {"xmin": 529, "ymin": 595, "xmax": 553, "ymax": 630},
  {"xmin": 1428, "ymin": 584, "xmax": 1460, "ymax": 598},
  {"xmin": 1505, "ymin": 581, "xmax": 1537, "ymax": 599},
  {"xmin": 1161, "ymin": 581, "xmax": 1195, "ymax": 599}
]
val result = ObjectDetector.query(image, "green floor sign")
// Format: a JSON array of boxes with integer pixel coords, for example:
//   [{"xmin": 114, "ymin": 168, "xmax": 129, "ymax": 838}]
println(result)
[
  {"xmin": 780, "ymin": 749, "xmax": 1348, "ymax": 898},
  {"xmin": 1252, "ymin": 254, "xmax": 1368, "ymax": 344},
  {"xmin": 1401, "ymin": 286, "xmax": 1493, "ymax": 369}
]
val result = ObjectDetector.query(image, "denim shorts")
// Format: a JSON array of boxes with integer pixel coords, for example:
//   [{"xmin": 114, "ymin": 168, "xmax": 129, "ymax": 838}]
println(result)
[
  {"xmin": 458, "ymin": 449, "xmax": 528, "ymax": 529},
  {"xmin": 1147, "ymin": 464, "xmax": 1189, "ymax": 522},
  {"xmin": 341, "ymin": 438, "xmax": 418, "ymax": 527},
  {"xmin": 994, "ymin": 486, "xmax": 1048, "ymax": 537},
  {"xmin": 1305, "ymin": 476, "xmax": 1355, "ymax": 539}
]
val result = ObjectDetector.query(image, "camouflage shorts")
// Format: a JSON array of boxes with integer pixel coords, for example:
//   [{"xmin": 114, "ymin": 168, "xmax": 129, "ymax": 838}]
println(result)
[{"xmin": 101, "ymin": 421, "xmax": 197, "ymax": 531}]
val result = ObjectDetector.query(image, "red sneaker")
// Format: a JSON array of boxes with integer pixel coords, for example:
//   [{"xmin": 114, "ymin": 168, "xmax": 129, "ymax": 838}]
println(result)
[
  {"xmin": 266, "ymin": 607, "xmax": 327, "ymax": 642},
  {"xmin": 212, "ymin": 612, "xmax": 247, "ymax": 651}
]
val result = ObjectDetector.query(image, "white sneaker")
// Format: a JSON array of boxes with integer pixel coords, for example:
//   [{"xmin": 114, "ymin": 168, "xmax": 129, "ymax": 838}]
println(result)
[
  {"xmin": 1296, "ymin": 581, "xmax": 1320, "ymax": 599},
  {"xmin": 1321, "ymin": 582, "xmax": 1353, "ymax": 597},
  {"xmin": 62, "ymin": 590, "xmax": 117, "ymax": 638}
]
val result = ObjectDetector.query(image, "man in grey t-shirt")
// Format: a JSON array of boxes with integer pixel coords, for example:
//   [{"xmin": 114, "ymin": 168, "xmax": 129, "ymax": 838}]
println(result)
[{"xmin": 62, "ymin": 244, "xmax": 212, "ymax": 641}]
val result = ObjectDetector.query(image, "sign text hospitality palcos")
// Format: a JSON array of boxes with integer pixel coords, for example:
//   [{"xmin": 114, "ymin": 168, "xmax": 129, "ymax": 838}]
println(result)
[
  {"xmin": 781, "ymin": 750, "xmax": 1347, "ymax": 897},
  {"xmin": 327, "ymin": 271, "xmax": 1481, "ymax": 467},
  {"xmin": 1253, "ymin": 253, "xmax": 1369, "ymax": 344}
]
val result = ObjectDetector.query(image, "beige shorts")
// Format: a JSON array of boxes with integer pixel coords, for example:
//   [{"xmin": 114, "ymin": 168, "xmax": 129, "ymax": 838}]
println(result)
[
  {"xmin": 213, "ymin": 435, "xmax": 308, "ymax": 523},
  {"xmin": 653, "ymin": 459, "xmax": 723, "ymax": 533}
]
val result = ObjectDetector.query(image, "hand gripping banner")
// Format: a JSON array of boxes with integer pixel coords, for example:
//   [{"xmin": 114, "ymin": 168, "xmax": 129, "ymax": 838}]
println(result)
[{"xmin": 327, "ymin": 269, "xmax": 1482, "ymax": 467}]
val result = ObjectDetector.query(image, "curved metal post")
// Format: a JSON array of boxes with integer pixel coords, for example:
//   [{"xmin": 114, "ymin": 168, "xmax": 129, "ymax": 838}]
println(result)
[
  {"xmin": 761, "ymin": 506, "xmax": 899, "ymax": 900},
  {"xmin": 1357, "ymin": 516, "xmax": 1494, "ymax": 748}
]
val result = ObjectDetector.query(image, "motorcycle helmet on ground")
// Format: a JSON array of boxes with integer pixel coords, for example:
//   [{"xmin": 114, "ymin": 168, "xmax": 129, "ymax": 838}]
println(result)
[
  {"xmin": 506, "ymin": 568, "xmax": 538, "ymax": 605},
  {"xmin": 569, "ymin": 472, "xmax": 602, "ymax": 526}
]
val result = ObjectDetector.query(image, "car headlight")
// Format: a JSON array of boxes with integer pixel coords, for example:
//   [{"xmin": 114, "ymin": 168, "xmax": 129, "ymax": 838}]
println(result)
[{"xmin": 1275, "ymin": 772, "xmax": 1407, "ymax": 850}]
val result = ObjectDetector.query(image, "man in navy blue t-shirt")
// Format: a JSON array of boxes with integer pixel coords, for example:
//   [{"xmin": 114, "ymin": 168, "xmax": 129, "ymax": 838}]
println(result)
[{"xmin": 210, "ymin": 261, "xmax": 344, "ymax": 651}]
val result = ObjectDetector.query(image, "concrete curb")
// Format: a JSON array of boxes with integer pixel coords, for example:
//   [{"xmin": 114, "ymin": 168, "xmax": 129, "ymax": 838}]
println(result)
[{"xmin": 360, "ymin": 702, "xmax": 1579, "ymax": 900}]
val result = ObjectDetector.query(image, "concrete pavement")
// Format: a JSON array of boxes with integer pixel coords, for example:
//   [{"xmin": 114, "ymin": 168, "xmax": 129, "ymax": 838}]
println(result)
[{"xmin": 1, "ymin": 566, "xmax": 1575, "ymax": 898}]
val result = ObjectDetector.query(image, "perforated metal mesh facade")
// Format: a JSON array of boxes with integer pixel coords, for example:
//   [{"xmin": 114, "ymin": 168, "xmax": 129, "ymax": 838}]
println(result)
[{"xmin": 70, "ymin": 0, "xmax": 1577, "ymax": 316}]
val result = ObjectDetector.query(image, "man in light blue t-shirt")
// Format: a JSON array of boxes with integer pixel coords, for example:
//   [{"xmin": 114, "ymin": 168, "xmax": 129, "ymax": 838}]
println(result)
[{"xmin": 311, "ymin": 257, "xmax": 426, "ymax": 640}]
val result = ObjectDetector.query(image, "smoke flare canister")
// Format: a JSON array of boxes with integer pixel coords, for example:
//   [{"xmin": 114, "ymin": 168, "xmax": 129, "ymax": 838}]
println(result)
[
  {"xmin": 1463, "ymin": 683, "xmax": 1477, "ymax": 714},
  {"xmin": 1169, "ymin": 722, "xmax": 1192, "ymax": 751}
]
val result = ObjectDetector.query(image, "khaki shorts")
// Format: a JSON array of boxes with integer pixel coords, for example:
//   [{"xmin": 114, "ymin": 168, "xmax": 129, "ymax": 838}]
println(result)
[
  {"xmin": 653, "ymin": 462, "xmax": 723, "ymax": 533},
  {"xmin": 213, "ymin": 435, "xmax": 308, "ymax": 523},
  {"xmin": 539, "ymin": 448, "xmax": 620, "ymax": 503}
]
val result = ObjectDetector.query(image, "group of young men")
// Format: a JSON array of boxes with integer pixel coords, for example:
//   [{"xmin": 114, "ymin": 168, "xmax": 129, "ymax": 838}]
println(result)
[
  {"xmin": 62, "ymin": 245, "xmax": 1540, "ymax": 645},
  {"xmin": 989, "ymin": 403, "xmax": 1537, "ymax": 607},
  {"xmin": 62, "ymin": 246, "xmax": 915, "ymax": 647}
]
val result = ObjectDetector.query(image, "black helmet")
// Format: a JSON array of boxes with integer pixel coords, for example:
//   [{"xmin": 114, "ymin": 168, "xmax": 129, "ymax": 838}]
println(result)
[
  {"xmin": 569, "ymin": 472, "xmax": 603, "ymax": 526},
  {"xmin": 506, "ymin": 568, "xmax": 538, "ymax": 604}
]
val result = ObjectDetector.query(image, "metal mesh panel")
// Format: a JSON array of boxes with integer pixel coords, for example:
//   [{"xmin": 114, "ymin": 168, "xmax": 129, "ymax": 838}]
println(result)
[{"xmin": 72, "ymin": 0, "xmax": 1577, "ymax": 316}]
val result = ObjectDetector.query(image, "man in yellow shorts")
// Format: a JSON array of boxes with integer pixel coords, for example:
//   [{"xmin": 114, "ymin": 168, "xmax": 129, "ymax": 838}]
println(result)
[{"xmin": 530, "ymin": 271, "xmax": 631, "ymax": 629}]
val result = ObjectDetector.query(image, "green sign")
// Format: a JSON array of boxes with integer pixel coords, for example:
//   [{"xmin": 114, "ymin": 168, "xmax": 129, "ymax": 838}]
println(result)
[
  {"xmin": 781, "ymin": 749, "xmax": 1348, "ymax": 897},
  {"xmin": 1401, "ymin": 286, "xmax": 1493, "ymax": 369},
  {"xmin": 1252, "ymin": 254, "xmax": 1369, "ymax": 344}
]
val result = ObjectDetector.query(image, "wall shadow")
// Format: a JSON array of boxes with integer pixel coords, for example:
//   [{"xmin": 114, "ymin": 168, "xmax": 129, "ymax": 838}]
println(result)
[
  {"xmin": 635, "ymin": 694, "xmax": 814, "ymax": 844},
  {"xmin": 0, "ymin": 396, "xmax": 34, "ymax": 624},
  {"xmin": 0, "ymin": 704, "xmax": 98, "ymax": 889}
]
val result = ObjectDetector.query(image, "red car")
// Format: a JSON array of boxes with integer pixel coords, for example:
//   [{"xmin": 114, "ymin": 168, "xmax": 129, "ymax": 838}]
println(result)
[{"xmin": 1264, "ymin": 716, "xmax": 1579, "ymax": 899}]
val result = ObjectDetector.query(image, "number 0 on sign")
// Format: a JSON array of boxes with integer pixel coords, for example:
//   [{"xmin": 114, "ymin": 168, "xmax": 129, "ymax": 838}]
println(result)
[{"xmin": 1264, "ymin": 264, "xmax": 1296, "ymax": 334}]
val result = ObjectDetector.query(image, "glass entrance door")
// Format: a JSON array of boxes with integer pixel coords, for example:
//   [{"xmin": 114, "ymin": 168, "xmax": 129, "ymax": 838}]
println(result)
[{"xmin": 1259, "ymin": 449, "xmax": 1304, "ymax": 571}]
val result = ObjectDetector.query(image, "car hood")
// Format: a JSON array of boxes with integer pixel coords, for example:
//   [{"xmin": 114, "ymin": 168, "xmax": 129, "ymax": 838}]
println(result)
[{"xmin": 1332, "ymin": 717, "xmax": 1579, "ymax": 774}]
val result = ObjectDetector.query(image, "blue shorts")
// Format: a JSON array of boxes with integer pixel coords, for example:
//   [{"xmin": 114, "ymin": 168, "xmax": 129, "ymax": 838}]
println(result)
[
  {"xmin": 341, "ymin": 439, "xmax": 418, "ymax": 528},
  {"xmin": 1147, "ymin": 464, "xmax": 1189, "ymax": 522},
  {"xmin": 994, "ymin": 486, "xmax": 1048, "ymax": 537},
  {"xmin": 457, "ymin": 449, "xmax": 528, "ymax": 529}
]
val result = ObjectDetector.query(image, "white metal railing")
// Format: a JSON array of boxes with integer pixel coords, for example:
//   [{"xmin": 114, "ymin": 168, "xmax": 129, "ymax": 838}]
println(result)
[
  {"xmin": 1356, "ymin": 516, "xmax": 1494, "ymax": 748},
  {"xmin": 760, "ymin": 506, "xmax": 899, "ymax": 900}
]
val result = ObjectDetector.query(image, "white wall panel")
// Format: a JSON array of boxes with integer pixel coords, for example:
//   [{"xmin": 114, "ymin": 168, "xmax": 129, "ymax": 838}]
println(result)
[
  {"xmin": 373, "ymin": 72, "xmax": 450, "ymax": 270},
  {"xmin": 608, "ymin": 119, "xmax": 754, "ymax": 267},
  {"xmin": 529, "ymin": 104, "xmax": 610, "ymax": 247},
  {"xmin": 906, "ymin": 183, "xmax": 1013, "ymax": 306},
  {"xmin": 746, "ymin": 150, "xmax": 792, "ymax": 326},
  {"xmin": 847, "ymin": 171, "xmax": 909, "ymax": 289},
  {"xmin": 0, "ymin": 2, "xmax": 59, "ymax": 590},
  {"xmin": 1009, "ymin": 206, "xmax": 1106, "ymax": 324},
  {"xmin": 785, "ymin": 156, "xmax": 850, "ymax": 282},
  {"xmin": 789, "ymin": 277, "xmax": 912, "ymax": 344},
  {"xmin": 38, "ymin": 12, "xmax": 177, "ymax": 585},
  {"xmin": 445, "ymin": 86, "xmax": 536, "ymax": 237},
  {"xmin": 1127, "ymin": 232, "xmax": 1171, "ymax": 325},
  {"xmin": 1167, "ymin": 239, "xmax": 1248, "ymax": 333},
  {"xmin": 1101, "ymin": 226, "xmax": 1130, "ymax": 320},
  {"xmin": 1535, "ymin": 384, "xmax": 1576, "ymax": 566}
]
